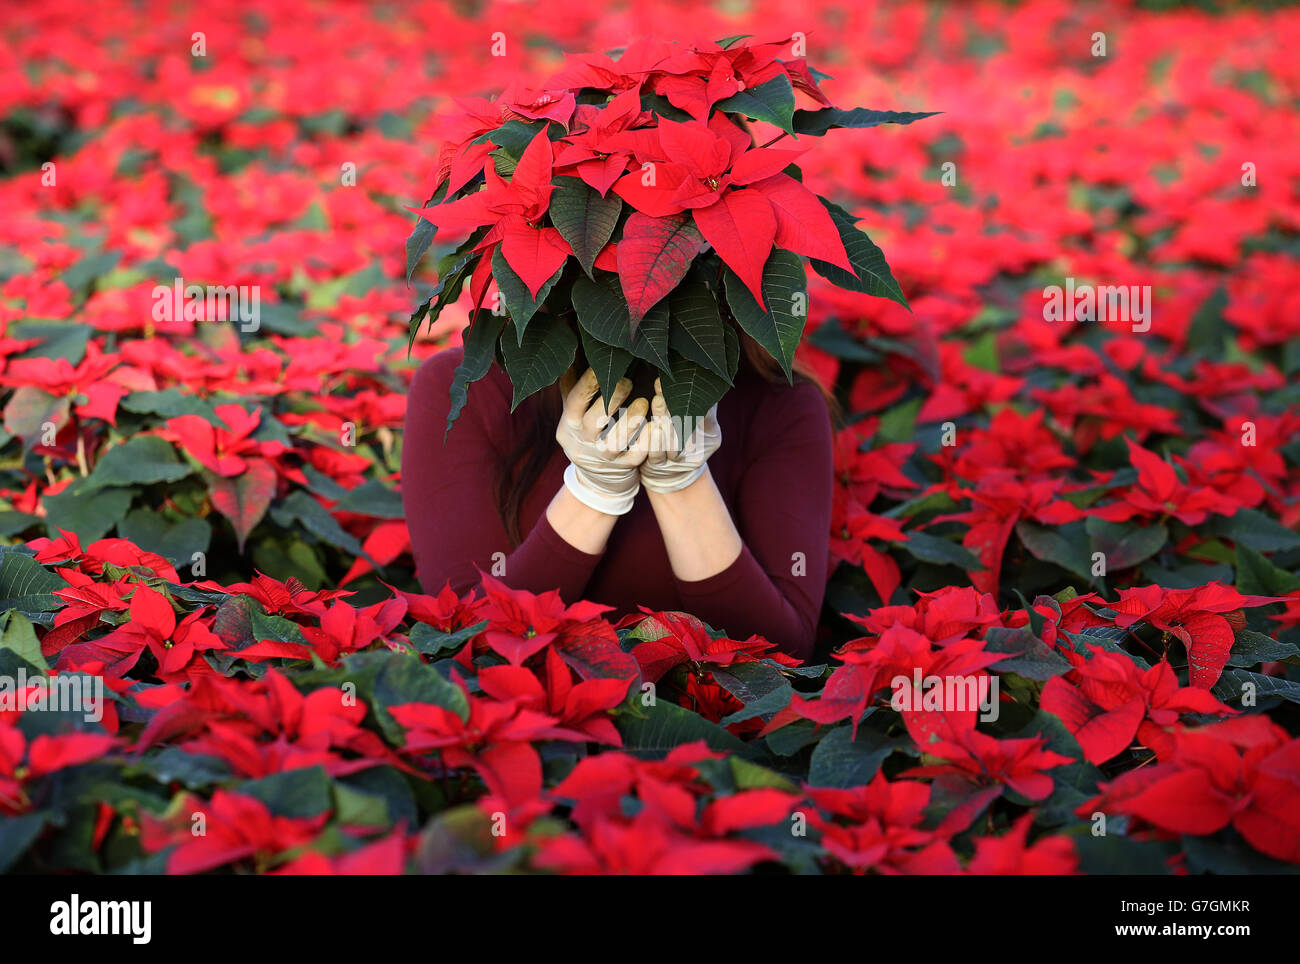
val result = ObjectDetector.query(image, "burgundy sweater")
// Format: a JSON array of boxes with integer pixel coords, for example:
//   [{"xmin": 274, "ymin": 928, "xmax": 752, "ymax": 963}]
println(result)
[{"xmin": 401, "ymin": 347, "xmax": 834, "ymax": 660}]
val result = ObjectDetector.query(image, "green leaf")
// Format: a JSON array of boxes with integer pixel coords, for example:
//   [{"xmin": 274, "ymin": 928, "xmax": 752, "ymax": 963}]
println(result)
[
  {"xmin": 876, "ymin": 396, "xmax": 922, "ymax": 443},
  {"xmin": 1235, "ymin": 544, "xmax": 1300, "ymax": 596},
  {"xmin": 1182, "ymin": 830, "xmax": 1300, "ymax": 874},
  {"xmin": 578, "ymin": 326, "xmax": 634, "ymax": 413},
  {"xmin": 10, "ymin": 320, "xmax": 89, "ymax": 364},
  {"xmin": 715, "ymin": 74, "xmax": 797, "ymax": 132},
  {"xmin": 571, "ymin": 274, "xmax": 671, "ymax": 371},
  {"xmin": 1226, "ymin": 630, "xmax": 1300, "ymax": 668},
  {"xmin": 0, "ymin": 547, "xmax": 64, "ymax": 615},
  {"xmin": 238, "ymin": 766, "xmax": 332, "ymax": 818},
  {"xmin": 405, "ymin": 218, "xmax": 437, "ymax": 283},
  {"xmin": 272, "ymin": 490, "xmax": 372, "ymax": 564},
  {"xmin": 549, "ymin": 176, "xmax": 622, "ymax": 277},
  {"xmin": 61, "ymin": 250, "xmax": 121, "ymax": 290},
  {"xmin": 409, "ymin": 620, "xmax": 487, "ymax": 658},
  {"xmin": 765, "ymin": 719, "xmax": 821, "ymax": 756},
  {"xmin": 84, "ymin": 436, "xmax": 191, "ymax": 491},
  {"xmin": 723, "ymin": 249, "xmax": 807, "ymax": 380},
  {"xmin": 406, "ymin": 240, "xmax": 484, "ymax": 350},
  {"xmin": 0, "ymin": 611, "xmax": 48, "ymax": 673},
  {"xmin": 901, "ymin": 530, "xmax": 983, "ymax": 569},
  {"xmin": 792, "ymin": 107, "xmax": 940, "ymax": 136},
  {"xmin": 0, "ymin": 813, "xmax": 45, "ymax": 874},
  {"xmin": 364, "ymin": 651, "xmax": 470, "ymax": 737},
  {"xmin": 1085, "ymin": 518, "xmax": 1167, "ymax": 571},
  {"xmin": 808, "ymin": 726, "xmax": 899, "ymax": 787},
  {"xmin": 808, "ymin": 198, "xmax": 909, "ymax": 309},
  {"xmin": 1064, "ymin": 626, "xmax": 1150, "ymax": 669},
  {"xmin": 472, "ymin": 119, "xmax": 546, "ymax": 157},
  {"xmin": 1204, "ymin": 508, "xmax": 1300, "ymax": 552},
  {"xmin": 727, "ymin": 757, "xmax": 798, "ymax": 793},
  {"xmin": 668, "ymin": 274, "xmax": 731, "ymax": 380},
  {"xmin": 446, "ymin": 310, "xmax": 506, "ymax": 438},
  {"xmin": 983, "ymin": 626, "xmax": 1072, "ymax": 680},
  {"xmin": 332, "ymin": 781, "xmax": 391, "ymax": 828},
  {"xmin": 719, "ymin": 682, "xmax": 793, "ymax": 726},
  {"xmin": 332, "ymin": 480, "xmax": 404, "ymax": 519},
  {"xmin": 1185, "ymin": 286, "xmax": 1229, "ymax": 356},
  {"xmin": 491, "ymin": 246, "xmax": 564, "ymax": 341},
  {"xmin": 616, "ymin": 699, "xmax": 755, "ymax": 759},
  {"xmin": 708, "ymin": 661, "xmax": 789, "ymax": 706},
  {"xmin": 405, "ymin": 181, "xmax": 449, "ymax": 284},
  {"xmin": 43, "ymin": 482, "xmax": 133, "ymax": 544},
  {"xmin": 1212, "ymin": 668, "xmax": 1300, "ymax": 705},
  {"xmin": 1016, "ymin": 520, "xmax": 1095, "ymax": 582},
  {"xmin": 3, "ymin": 386, "xmax": 69, "ymax": 441},
  {"xmin": 498, "ymin": 314, "xmax": 578, "ymax": 410},
  {"xmin": 1072, "ymin": 832, "xmax": 1178, "ymax": 875},
  {"xmin": 133, "ymin": 747, "xmax": 230, "ymax": 788},
  {"xmin": 658, "ymin": 350, "xmax": 730, "ymax": 420},
  {"xmin": 121, "ymin": 388, "xmax": 219, "ymax": 422}
]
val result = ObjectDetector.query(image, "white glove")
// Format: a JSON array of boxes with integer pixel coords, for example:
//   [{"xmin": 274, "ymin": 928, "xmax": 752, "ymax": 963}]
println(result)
[
  {"xmin": 640, "ymin": 381, "xmax": 721, "ymax": 494},
  {"xmin": 555, "ymin": 368, "xmax": 650, "ymax": 515}
]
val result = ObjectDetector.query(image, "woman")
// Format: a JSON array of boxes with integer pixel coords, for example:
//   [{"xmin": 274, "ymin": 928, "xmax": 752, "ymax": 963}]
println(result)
[{"xmin": 402, "ymin": 331, "xmax": 834, "ymax": 661}]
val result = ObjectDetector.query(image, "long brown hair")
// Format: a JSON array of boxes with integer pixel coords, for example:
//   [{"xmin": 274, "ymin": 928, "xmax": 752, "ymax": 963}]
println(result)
[{"xmin": 494, "ymin": 326, "xmax": 838, "ymax": 545}]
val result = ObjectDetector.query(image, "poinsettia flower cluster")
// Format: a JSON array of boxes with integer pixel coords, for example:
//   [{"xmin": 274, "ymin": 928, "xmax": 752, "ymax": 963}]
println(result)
[{"xmin": 409, "ymin": 34, "xmax": 934, "ymax": 427}]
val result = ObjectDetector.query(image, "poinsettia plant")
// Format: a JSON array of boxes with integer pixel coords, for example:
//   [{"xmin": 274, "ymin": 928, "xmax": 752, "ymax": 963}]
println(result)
[{"xmin": 405, "ymin": 35, "xmax": 936, "ymax": 429}]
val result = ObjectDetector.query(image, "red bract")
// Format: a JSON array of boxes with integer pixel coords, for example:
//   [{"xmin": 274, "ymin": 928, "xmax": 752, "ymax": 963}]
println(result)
[
  {"xmin": 935, "ymin": 472, "xmax": 1085, "ymax": 599},
  {"xmin": 1041, "ymin": 647, "xmax": 1235, "ymax": 764},
  {"xmin": 160, "ymin": 403, "xmax": 287, "ymax": 477},
  {"xmin": 141, "ymin": 789, "xmax": 328, "ymax": 874},
  {"xmin": 537, "ymin": 741, "xmax": 794, "ymax": 873},
  {"xmin": 478, "ymin": 648, "xmax": 630, "ymax": 746},
  {"xmin": 1091, "ymin": 438, "xmax": 1240, "ymax": 526},
  {"xmin": 1079, "ymin": 717, "xmax": 1300, "ymax": 864},
  {"xmin": 790, "ymin": 623, "xmax": 1005, "ymax": 738},
  {"xmin": 966, "ymin": 814, "xmax": 1078, "ymax": 875},
  {"xmin": 0, "ymin": 714, "xmax": 118, "ymax": 815},
  {"xmin": 1109, "ymin": 583, "xmax": 1278, "ymax": 688},
  {"xmin": 629, "ymin": 609, "xmax": 793, "ymax": 684},
  {"xmin": 391, "ymin": 682, "xmax": 586, "ymax": 809},
  {"xmin": 900, "ymin": 713, "xmax": 1074, "ymax": 802},
  {"xmin": 467, "ymin": 573, "xmax": 635, "ymax": 680},
  {"xmin": 807, "ymin": 774, "xmax": 961, "ymax": 874}
]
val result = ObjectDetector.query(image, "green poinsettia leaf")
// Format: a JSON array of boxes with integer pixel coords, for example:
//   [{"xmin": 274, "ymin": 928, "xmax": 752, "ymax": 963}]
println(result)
[
  {"xmin": 446, "ymin": 310, "xmax": 507, "ymax": 439},
  {"xmin": 491, "ymin": 246, "xmax": 565, "ymax": 342},
  {"xmin": 549, "ymin": 176, "xmax": 622, "ymax": 278},
  {"xmin": 668, "ymin": 272, "xmax": 731, "ymax": 381},
  {"xmin": 808, "ymin": 197, "xmax": 909, "ymax": 310},
  {"xmin": 571, "ymin": 273, "xmax": 672, "ymax": 373},
  {"xmin": 722, "ymin": 248, "xmax": 807, "ymax": 381},
  {"xmin": 499, "ymin": 313, "xmax": 578, "ymax": 410},
  {"xmin": 715, "ymin": 74, "xmax": 797, "ymax": 133},
  {"xmin": 578, "ymin": 326, "xmax": 634, "ymax": 412},
  {"xmin": 792, "ymin": 107, "xmax": 940, "ymax": 137}
]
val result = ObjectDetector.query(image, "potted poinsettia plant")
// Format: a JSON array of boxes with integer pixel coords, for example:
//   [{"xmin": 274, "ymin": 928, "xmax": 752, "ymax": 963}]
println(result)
[{"xmin": 405, "ymin": 34, "xmax": 935, "ymax": 433}]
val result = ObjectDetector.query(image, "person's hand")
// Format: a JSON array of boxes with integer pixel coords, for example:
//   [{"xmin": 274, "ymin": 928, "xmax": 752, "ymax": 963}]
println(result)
[
  {"xmin": 640, "ymin": 378, "xmax": 722, "ymax": 494},
  {"xmin": 555, "ymin": 368, "xmax": 650, "ymax": 516}
]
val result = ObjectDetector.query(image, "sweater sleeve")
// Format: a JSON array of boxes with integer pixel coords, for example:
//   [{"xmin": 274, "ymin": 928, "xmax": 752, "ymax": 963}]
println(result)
[
  {"xmin": 674, "ymin": 381, "xmax": 833, "ymax": 661},
  {"xmin": 401, "ymin": 349, "xmax": 603, "ymax": 601}
]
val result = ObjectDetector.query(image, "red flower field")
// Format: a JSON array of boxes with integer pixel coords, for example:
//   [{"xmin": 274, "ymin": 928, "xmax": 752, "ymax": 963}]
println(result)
[{"xmin": 1, "ymin": 0, "xmax": 1298, "ymax": 874}]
